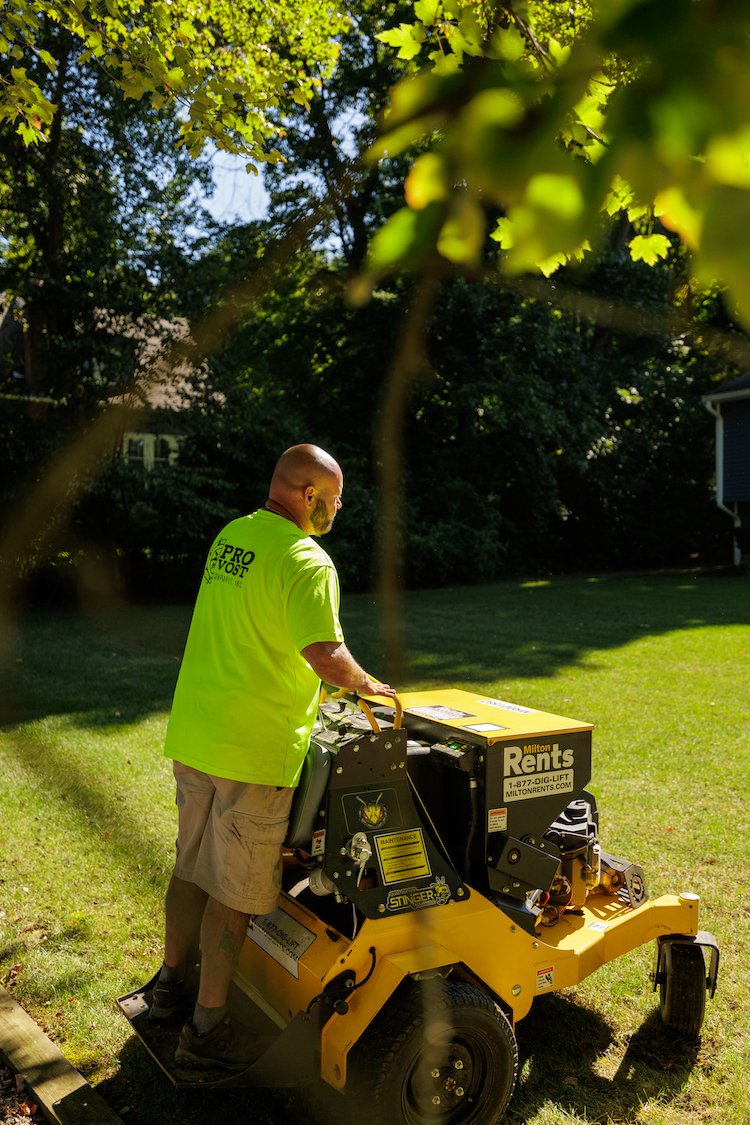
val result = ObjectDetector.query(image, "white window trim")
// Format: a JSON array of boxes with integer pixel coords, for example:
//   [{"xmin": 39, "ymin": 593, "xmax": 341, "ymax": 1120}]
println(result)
[{"xmin": 121, "ymin": 432, "xmax": 181, "ymax": 470}]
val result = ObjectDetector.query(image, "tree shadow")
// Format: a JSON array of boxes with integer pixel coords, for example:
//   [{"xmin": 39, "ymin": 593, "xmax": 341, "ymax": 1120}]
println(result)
[
  {"xmin": 0, "ymin": 721, "xmax": 173, "ymax": 892},
  {"xmin": 0, "ymin": 604, "xmax": 190, "ymax": 728},
  {"xmin": 96, "ymin": 991, "xmax": 704, "ymax": 1125},
  {"xmin": 509, "ymin": 992, "xmax": 702, "ymax": 1123},
  {"xmin": 99, "ymin": 1032, "xmax": 340, "ymax": 1125},
  {"xmin": 345, "ymin": 570, "xmax": 750, "ymax": 685},
  {"xmin": 3, "ymin": 571, "xmax": 749, "ymax": 730}
]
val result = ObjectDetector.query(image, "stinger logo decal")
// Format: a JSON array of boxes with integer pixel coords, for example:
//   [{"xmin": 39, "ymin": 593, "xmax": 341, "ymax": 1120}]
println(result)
[
  {"xmin": 357, "ymin": 792, "xmax": 388, "ymax": 829},
  {"xmin": 342, "ymin": 788, "xmax": 402, "ymax": 834}
]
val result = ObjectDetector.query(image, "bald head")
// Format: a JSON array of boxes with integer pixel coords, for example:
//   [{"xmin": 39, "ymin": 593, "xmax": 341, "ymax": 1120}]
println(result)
[
  {"xmin": 271, "ymin": 444, "xmax": 341, "ymax": 494},
  {"xmin": 268, "ymin": 444, "xmax": 343, "ymax": 536}
]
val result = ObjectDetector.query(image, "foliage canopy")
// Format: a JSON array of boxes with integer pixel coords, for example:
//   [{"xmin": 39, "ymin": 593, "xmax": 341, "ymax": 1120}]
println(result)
[
  {"xmin": 358, "ymin": 0, "xmax": 750, "ymax": 332},
  {"xmin": 1, "ymin": 0, "xmax": 346, "ymax": 164},
  {"xmin": 8, "ymin": 0, "xmax": 750, "ymax": 320}
]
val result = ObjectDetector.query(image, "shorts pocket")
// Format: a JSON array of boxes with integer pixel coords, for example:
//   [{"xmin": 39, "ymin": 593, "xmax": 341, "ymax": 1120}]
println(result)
[{"xmin": 219, "ymin": 810, "xmax": 288, "ymax": 901}]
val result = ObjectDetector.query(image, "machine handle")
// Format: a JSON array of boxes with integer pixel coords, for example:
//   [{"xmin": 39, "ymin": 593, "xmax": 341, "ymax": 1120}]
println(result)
[
  {"xmin": 319, "ymin": 681, "xmax": 403, "ymax": 732},
  {"xmin": 353, "ymin": 678, "xmax": 403, "ymax": 732}
]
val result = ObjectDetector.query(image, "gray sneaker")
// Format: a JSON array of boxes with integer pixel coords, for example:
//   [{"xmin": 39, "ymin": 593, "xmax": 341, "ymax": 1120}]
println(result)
[{"xmin": 175, "ymin": 1015, "xmax": 258, "ymax": 1071}]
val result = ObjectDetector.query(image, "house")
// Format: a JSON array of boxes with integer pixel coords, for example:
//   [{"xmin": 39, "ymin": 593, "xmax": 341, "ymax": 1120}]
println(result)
[
  {"xmin": 117, "ymin": 377, "xmax": 186, "ymax": 469},
  {"xmin": 703, "ymin": 373, "xmax": 750, "ymax": 567}
]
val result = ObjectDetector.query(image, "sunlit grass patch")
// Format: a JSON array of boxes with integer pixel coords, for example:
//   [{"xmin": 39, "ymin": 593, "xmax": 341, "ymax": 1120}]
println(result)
[{"xmin": 1, "ymin": 571, "xmax": 749, "ymax": 1124}]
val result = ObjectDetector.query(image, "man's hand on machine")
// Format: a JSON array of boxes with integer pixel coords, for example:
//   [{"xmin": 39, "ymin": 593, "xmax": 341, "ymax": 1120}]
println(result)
[{"xmin": 302, "ymin": 640, "xmax": 397, "ymax": 700}]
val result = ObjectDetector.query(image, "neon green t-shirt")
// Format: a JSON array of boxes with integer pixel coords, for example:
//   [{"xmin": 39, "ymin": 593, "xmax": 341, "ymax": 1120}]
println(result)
[{"xmin": 164, "ymin": 510, "xmax": 344, "ymax": 786}]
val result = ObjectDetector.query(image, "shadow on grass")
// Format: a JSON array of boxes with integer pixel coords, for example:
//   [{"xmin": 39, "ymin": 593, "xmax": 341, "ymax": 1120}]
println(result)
[
  {"xmin": 0, "ymin": 604, "xmax": 190, "ymax": 728},
  {"xmin": 99, "ymin": 1033, "xmax": 321, "ymax": 1125},
  {"xmin": 3, "ymin": 572, "xmax": 750, "ymax": 729},
  {"xmin": 96, "ymin": 992, "xmax": 704, "ymax": 1125},
  {"xmin": 0, "ymin": 724, "xmax": 172, "ymax": 889},
  {"xmin": 381, "ymin": 571, "xmax": 750, "ymax": 685},
  {"xmin": 509, "ymin": 992, "xmax": 701, "ymax": 1123}
]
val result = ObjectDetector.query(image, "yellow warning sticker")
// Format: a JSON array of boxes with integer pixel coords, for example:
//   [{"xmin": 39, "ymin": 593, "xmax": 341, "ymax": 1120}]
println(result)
[{"xmin": 375, "ymin": 828, "xmax": 431, "ymax": 885}]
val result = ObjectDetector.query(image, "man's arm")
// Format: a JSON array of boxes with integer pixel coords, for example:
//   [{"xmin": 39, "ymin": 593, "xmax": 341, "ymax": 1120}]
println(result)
[{"xmin": 301, "ymin": 641, "xmax": 397, "ymax": 699}]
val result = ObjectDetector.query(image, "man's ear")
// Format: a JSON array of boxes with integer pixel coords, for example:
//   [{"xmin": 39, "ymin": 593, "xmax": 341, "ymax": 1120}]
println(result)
[{"xmin": 303, "ymin": 485, "xmax": 316, "ymax": 508}]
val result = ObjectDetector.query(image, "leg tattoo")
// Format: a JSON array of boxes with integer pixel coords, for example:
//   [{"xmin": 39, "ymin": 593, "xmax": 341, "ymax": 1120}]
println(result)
[{"xmin": 218, "ymin": 923, "xmax": 238, "ymax": 964}]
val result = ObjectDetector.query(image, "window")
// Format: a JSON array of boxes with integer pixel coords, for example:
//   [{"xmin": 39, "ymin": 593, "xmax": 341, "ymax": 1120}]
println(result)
[
  {"xmin": 154, "ymin": 437, "xmax": 175, "ymax": 465},
  {"xmin": 121, "ymin": 432, "xmax": 180, "ymax": 470},
  {"xmin": 127, "ymin": 437, "xmax": 145, "ymax": 463}
]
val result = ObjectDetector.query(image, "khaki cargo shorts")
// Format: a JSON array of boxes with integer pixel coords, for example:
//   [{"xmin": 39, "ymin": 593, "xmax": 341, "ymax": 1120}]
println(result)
[{"xmin": 172, "ymin": 761, "xmax": 295, "ymax": 915}]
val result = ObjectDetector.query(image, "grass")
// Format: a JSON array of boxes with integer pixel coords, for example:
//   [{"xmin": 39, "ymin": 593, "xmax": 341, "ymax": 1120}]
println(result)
[{"xmin": 1, "ymin": 570, "xmax": 749, "ymax": 1124}]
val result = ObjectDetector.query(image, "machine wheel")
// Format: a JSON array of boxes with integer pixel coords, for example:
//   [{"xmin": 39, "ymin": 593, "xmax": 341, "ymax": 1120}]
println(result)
[
  {"xmin": 659, "ymin": 942, "xmax": 706, "ymax": 1036},
  {"xmin": 349, "ymin": 977, "xmax": 518, "ymax": 1125}
]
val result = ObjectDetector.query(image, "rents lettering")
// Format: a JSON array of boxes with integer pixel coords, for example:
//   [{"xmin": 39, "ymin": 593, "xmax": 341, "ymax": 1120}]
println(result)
[{"xmin": 503, "ymin": 744, "xmax": 574, "ymax": 777}]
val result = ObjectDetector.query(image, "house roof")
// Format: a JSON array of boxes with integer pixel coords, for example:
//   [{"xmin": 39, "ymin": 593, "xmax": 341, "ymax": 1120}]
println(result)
[{"xmin": 703, "ymin": 372, "xmax": 750, "ymax": 404}]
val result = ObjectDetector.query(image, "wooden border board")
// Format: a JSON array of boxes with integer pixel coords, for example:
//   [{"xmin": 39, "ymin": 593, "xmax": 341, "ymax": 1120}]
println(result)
[{"xmin": 0, "ymin": 984, "xmax": 123, "ymax": 1125}]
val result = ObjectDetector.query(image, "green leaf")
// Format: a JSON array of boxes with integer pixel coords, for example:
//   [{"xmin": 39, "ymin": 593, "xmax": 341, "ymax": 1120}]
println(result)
[
  {"xmin": 38, "ymin": 49, "xmax": 57, "ymax": 73},
  {"xmin": 548, "ymin": 38, "xmax": 570, "ymax": 66},
  {"xmin": 490, "ymin": 216, "xmax": 515, "ymax": 248},
  {"xmin": 467, "ymin": 87, "xmax": 524, "ymax": 128},
  {"xmin": 526, "ymin": 174, "xmax": 584, "ymax": 220},
  {"xmin": 697, "ymin": 184, "xmax": 750, "ymax": 330},
  {"xmin": 376, "ymin": 23, "xmax": 426, "ymax": 60},
  {"xmin": 654, "ymin": 186, "xmax": 701, "ymax": 249},
  {"xmin": 414, "ymin": 0, "xmax": 439, "ymax": 25},
  {"xmin": 437, "ymin": 194, "xmax": 484, "ymax": 263},
  {"xmin": 628, "ymin": 233, "xmax": 670, "ymax": 265},
  {"xmin": 430, "ymin": 50, "xmax": 461, "ymax": 76},
  {"xmin": 705, "ymin": 129, "xmax": 750, "ymax": 189},
  {"xmin": 539, "ymin": 250, "xmax": 567, "ymax": 276},
  {"xmin": 18, "ymin": 120, "xmax": 37, "ymax": 146},
  {"xmin": 405, "ymin": 152, "xmax": 447, "ymax": 209},
  {"xmin": 490, "ymin": 26, "xmax": 525, "ymax": 62},
  {"xmin": 121, "ymin": 82, "xmax": 146, "ymax": 100},
  {"xmin": 367, "ymin": 202, "xmax": 444, "ymax": 273},
  {"xmin": 602, "ymin": 173, "xmax": 634, "ymax": 217},
  {"xmin": 444, "ymin": 24, "xmax": 482, "ymax": 60},
  {"xmin": 458, "ymin": 7, "xmax": 482, "ymax": 50}
]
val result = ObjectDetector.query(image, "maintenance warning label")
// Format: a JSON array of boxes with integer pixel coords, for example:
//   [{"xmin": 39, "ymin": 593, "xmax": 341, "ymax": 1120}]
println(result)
[
  {"xmin": 375, "ymin": 828, "xmax": 431, "ymax": 885},
  {"xmin": 504, "ymin": 769, "xmax": 574, "ymax": 802}
]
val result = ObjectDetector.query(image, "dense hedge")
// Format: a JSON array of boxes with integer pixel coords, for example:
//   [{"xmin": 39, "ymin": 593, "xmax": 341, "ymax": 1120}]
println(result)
[{"xmin": 61, "ymin": 242, "xmax": 735, "ymax": 601}]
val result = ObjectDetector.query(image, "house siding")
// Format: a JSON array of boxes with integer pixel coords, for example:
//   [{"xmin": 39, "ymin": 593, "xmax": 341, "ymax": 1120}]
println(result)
[{"xmin": 724, "ymin": 399, "xmax": 750, "ymax": 502}]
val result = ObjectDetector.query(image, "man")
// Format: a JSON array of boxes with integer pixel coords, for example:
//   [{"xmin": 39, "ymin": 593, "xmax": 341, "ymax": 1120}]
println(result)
[{"xmin": 152, "ymin": 444, "xmax": 395, "ymax": 1071}]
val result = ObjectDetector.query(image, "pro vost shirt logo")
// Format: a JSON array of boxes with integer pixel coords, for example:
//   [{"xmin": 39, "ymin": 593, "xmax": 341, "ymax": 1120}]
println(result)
[{"xmin": 204, "ymin": 538, "xmax": 256, "ymax": 587}]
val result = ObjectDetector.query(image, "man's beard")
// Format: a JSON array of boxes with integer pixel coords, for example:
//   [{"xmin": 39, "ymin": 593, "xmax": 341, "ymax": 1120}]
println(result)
[{"xmin": 310, "ymin": 497, "xmax": 334, "ymax": 535}]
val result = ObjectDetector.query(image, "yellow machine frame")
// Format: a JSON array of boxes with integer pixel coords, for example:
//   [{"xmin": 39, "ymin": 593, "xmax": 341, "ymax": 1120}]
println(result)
[{"xmin": 231, "ymin": 689, "xmax": 705, "ymax": 1091}]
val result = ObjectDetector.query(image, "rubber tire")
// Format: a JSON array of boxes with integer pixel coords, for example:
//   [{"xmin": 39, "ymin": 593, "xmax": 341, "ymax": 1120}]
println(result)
[
  {"xmin": 659, "ymin": 942, "xmax": 706, "ymax": 1036},
  {"xmin": 349, "ymin": 977, "xmax": 518, "ymax": 1125}
]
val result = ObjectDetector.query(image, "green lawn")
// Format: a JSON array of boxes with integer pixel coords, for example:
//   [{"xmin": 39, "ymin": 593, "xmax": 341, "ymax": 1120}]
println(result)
[{"xmin": 1, "ymin": 571, "xmax": 749, "ymax": 1125}]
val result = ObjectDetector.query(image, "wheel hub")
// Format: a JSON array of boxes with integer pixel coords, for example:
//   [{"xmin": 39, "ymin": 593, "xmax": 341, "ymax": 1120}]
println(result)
[{"xmin": 408, "ymin": 1042, "xmax": 474, "ymax": 1119}]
